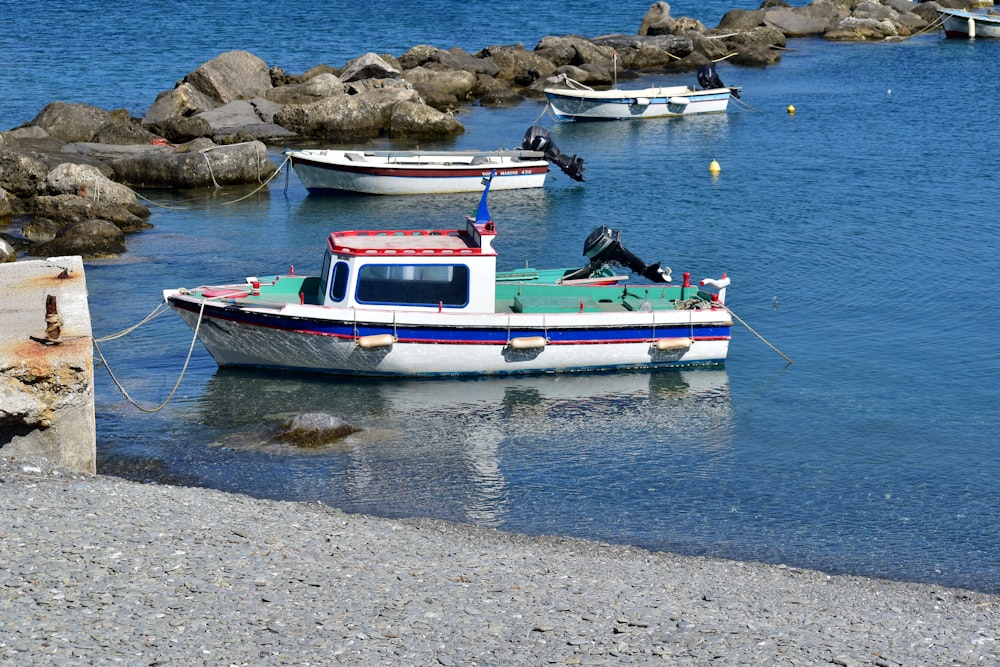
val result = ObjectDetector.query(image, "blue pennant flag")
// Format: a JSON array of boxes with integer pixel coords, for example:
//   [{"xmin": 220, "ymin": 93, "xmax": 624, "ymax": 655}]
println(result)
[{"xmin": 474, "ymin": 170, "xmax": 495, "ymax": 224}]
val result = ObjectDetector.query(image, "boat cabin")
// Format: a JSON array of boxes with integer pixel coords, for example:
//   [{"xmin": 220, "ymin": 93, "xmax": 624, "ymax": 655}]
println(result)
[{"xmin": 316, "ymin": 217, "xmax": 498, "ymax": 313}]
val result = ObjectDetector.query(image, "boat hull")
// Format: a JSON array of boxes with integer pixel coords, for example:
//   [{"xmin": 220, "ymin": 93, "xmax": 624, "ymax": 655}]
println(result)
[
  {"xmin": 167, "ymin": 293, "xmax": 731, "ymax": 377},
  {"xmin": 288, "ymin": 150, "xmax": 550, "ymax": 195},
  {"xmin": 544, "ymin": 86, "xmax": 733, "ymax": 121},
  {"xmin": 939, "ymin": 9, "xmax": 1000, "ymax": 38}
]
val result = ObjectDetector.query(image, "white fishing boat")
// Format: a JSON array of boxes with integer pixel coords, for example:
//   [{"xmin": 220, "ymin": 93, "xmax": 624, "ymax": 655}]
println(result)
[
  {"xmin": 164, "ymin": 176, "xmax": 733, "ymax": 377},
  {"xmin": 938, "ymin": 8, "xmax": 1000, "ymax": 38},
  {"xmin": 544, "ymin": 63, "xmax": 741, "ymax": 121},
  {"xmin": 286, "ymin": 126, "xmax": 584, "ymax": 194}
]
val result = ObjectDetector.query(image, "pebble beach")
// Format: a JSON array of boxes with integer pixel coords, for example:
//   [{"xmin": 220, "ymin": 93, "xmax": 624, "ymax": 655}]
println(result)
[{"xmin": 2, "ymin": 456, "xmax": 997, "ymax": 666}]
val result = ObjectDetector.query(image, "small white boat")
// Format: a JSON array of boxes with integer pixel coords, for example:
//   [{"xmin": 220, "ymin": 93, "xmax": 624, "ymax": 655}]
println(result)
[
  {"xmin": 938, "ymin": 8, "xmax": 1000, "ymax": 38},
  {"xmin": 287, "ymin": 126, "xmax": 585, "ymax": 195},
  {"xmin": 544, "ymin": 64, "xmax": 740, "ymax": 122},
  {"xmin": 165, "ymin": 177, "xmax": 733, "ymax": 377}
]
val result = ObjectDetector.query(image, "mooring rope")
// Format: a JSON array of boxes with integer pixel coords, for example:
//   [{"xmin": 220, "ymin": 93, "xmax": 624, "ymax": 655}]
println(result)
[
  {"xmin": 92, "ymin": 302, "xmax": 172, "ymax": 343},
  {"xmin": 723, "ymin": 304, "xmax": 793, "ymax": 365},
  {"xmin": 93, "ymin": 298, "xmax": 207, "ymax": 413}
]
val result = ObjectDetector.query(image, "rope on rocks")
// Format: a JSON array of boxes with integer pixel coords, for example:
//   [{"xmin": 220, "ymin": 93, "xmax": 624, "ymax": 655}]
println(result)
[{"xmin": 93, "ymin": 298, "xmax": 206, "ymax": 413}]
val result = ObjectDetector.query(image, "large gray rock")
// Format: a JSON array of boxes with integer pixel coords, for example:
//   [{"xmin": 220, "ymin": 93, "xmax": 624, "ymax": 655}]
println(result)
[
  {"xmin": 109, "ymin": 140, "xmax": 278, "ymax": 189},
  {"xmin": 266, "ymin": 73, "xmax": 345, "ymax": 105},
  {"xmin": 274, "ymin": 95, "xmax": 386, "ymax": 140},
  {"xmin": 388, "ymin": 100, "xmax": 464, "ymax": 139},
  {"xmin": 764, "ymin": 8, "xmax": 832, "ymax": 36},
  {"xmin": 274, "ymin": 413, "xmax": 359, "ymax": 448},
  {"xmin": 31, "ymin": 194, "xmax": 151, "ymax": 233},
  {"xmin": 403, "ymin": 66, "xmax": 477, "ymax": 109},
  {"xmin": 46, "ymin": 163, "xmax": 140, "ymax": 208},
  {"xmin": 717, "ymin": 9, "xmax": 766, "ymax": 31},
  {"xmin": 0, "ymin": 187, "xmax": 11, "ymax": 219},
  {"xmin": 194, "ymin": 100, "xmax": 296, "ymax": 144},
  {"xmin": 534, "ymin": 36, "xmax": 615, "ymax": 69},
  {"xmin": 93, "ymin": 109, "xmax": 160, "ymax": 145},
  {"xmin": 476, "ymin": 44, "xmax": 556, "ymax": 86},
  {"xmin": 470, "ymin": 74, "xmax": 523, "ymax": 105},
  {"xmin": 143, "ymin": 82, "xmax": 217, "ymax": 126},
  {"xmin": 26, "ymin": 102, "xmax": 112, "ymax": 143},
  {"xmin": 825, "ymin": 17, "xmax": 899, "ymax": 40},
  {"xmin": 639, "ymin": 2, "xmax": 674, "ymax": 36},
  {"xmin": 0, "ymin": 149, "xmax": 48, "ymax": 198},
  {"xmin": 340, "ymin": 52, "xmax": 402, "ymax": 82},
  {"xmin": 0, "ymin": 237, "xmax": 14, "ymax": 262},
  {"xmin": 29, "ymin": 218, "xmax": 126, "ymax": 258},
  {"xmin": 184, "ymin": 50, "xmax": 272, "ymax": 105}
]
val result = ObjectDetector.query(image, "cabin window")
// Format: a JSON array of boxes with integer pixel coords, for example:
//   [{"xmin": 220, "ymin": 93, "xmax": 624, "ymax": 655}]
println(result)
[
  {"xmin": 356, "ymin": 263, "xmax": 469, "ymax": 307},
  {"xmin": 317, "ymin": 252, "xmax": 332, "ymax": 303},
  {"xmin": 330, "ymin": 261, "xmax": 349, "ymax": 302}
]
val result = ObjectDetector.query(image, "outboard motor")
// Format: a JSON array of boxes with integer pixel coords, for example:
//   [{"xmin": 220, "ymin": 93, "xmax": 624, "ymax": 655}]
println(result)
[
  {"xmin": 697, "ymin": 62, "xmax": 740, "ymax": 99},
  {"xmin": 572, "ymin": 226, "xmax": 671, "ymax": 283},
  {"xmin": 522, "ymin": 125, "xmax": 586, "ymax": 182}
]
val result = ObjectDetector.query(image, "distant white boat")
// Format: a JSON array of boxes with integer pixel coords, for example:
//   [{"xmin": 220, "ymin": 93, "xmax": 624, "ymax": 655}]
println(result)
[
  {"xmin": 938, "ymin": 8, "xmax": 1000, "ymax": 39},
  {"xmin": 544, "ymin": 63, "xmax": 740, "ymax": 122},
  {"xmin": 287, "ymin": 126, "xmax": 585, "ymax": 195}
]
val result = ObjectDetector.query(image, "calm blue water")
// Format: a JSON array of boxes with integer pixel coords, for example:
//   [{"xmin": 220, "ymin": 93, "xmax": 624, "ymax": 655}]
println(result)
[{"xmin": 4, "ymin": 2, "xmax": 1000, "ymax": 593}]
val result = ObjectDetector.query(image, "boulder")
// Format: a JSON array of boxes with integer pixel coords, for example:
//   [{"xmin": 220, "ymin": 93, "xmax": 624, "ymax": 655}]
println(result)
[
  {"xmin": 265, "ymin": 73, "xmax": 345, "ymax": 105},
  {"xmin": 45, "ymin": 163, "xmax": 141, "ymax": 208},
  {"xmin": 0, "ymin": 187, "xmax": 11, "ymax": 219},
  {"xmin": 470, "ymin": 74, "xmax": 523, "ymax": 105},
  {"xmin": 534, "ymin": 36, "xmax": 615, "ymax": 69},
  {"xmin": 25, "ymin": 102, "xmax": 112, "ymax": 143},
  {"xmin": 444, "ymin": 48, "xmax": 501, "ymax": 77},
  {"xmin": 0, "ymin": 149, "xmax": 48, "ymax": 198},
  {"xmin": 403, "ymin": 66, "xmax": 476, "ymax": 109},
  {"xmin": 275, "ymin": 95, "xmax": 387, "ymax": 140},
  {"xmin": 29, "ymin": 218, "xmax": 126, "ymax": 258},
  {"xmin": 824, "ymin": 17, "xmax": 899, "ymax": 40},
  {"xmin": 184, "ymin": 50, "xmax": 272, "ymax": 105},
  {"xmin": 764, "ymin": 8, "xmax": 832, "ymax": 37},
  {"xmin": 476, "ymin": 44, "xmax": 556, "ymax": 86},
  {"xmin": 0, "ymin": 237, "xmax": 15, "ymax": 263},
  {"xmin": 31, "ymin": 194, "xmax": 151, "ymax": 233},
  {"xmin": 146, "ymin": 116, "xmax": 214, "ymax": 143},
  {"xmin": 388, "ymin": 100, "xmax": 464, "ymax": 139},
  {"xmin": 274, "ymin": 413, "xmax": 359, "ymax": 448},
  {"xmin": 195, "ymin": 100, "xmax": 297, "ymax": 143},
  {"xmin": 93, "ymin": 109, "xmax": 160, "ymax": 145},
  {"xmin": 717, "ymin": 9, "xmax": 766, "ymax": 31},
  {"xmin": 340, "ymin": 52, "xmax": 402, "ymax": 82},
  {"xmin": 109, "ymin": 141, "xmax": 278, "ymax": 189},
  {"xmin": 143, "ymin": 82, "xmax": 217, "ymax": 126},
  {"xmin": 639, "ymin": 2, "xmax": 675, "ymax": 36}
]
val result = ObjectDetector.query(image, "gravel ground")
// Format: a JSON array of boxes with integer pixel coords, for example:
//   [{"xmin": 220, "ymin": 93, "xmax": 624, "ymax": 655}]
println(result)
[{"xmin": 1, "ymin": 455, "xmax": 997, "ymax": 666}]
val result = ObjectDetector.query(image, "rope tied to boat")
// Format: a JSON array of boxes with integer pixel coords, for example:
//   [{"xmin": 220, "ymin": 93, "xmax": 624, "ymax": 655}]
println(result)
[{"xmin": 93, "ymin": 298, "xmax": 207, "ymax": 413}]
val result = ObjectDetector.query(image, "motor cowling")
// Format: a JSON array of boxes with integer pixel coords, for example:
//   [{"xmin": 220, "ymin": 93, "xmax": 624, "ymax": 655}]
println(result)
[
  {"xmin": 697, "ymin": 63, "xmax": 740, "ymax": 99},
  {"xmin": 578, "ymin": 226, "xmax": 671, "ymax": 283},
  {"xmin": 522, "ymin": 125, "xmax": 585, "ymax": 182}
]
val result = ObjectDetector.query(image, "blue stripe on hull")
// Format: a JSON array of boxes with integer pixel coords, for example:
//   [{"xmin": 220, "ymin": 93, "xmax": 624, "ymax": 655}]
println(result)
[{"xmin": 174, "ymin": 300, "xmax": 731, "ymax": 345}]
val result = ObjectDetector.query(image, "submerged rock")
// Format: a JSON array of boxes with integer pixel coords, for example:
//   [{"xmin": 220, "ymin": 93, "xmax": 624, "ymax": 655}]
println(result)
[{"xmin": 274, "ymin": 413, "xmax": 361, "ymax": 448}]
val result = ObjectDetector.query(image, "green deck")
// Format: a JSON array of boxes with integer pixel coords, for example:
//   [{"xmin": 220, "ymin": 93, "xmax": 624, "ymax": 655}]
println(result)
[{"xmin": 203, "ymin": 274, "xmax": 711, "ymax": 313}]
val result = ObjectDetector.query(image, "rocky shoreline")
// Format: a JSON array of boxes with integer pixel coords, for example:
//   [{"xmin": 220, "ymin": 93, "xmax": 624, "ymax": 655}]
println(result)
[
  {"xmin": 0, "ymin": 0, "xmax": 976, "ymax": 260},
  {"xmin": 2, "ymin": 455, "xmax": 997, "ymax": 665}
]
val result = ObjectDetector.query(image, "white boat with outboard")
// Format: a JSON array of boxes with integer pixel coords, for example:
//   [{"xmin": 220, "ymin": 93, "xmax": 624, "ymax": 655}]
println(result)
[
  {"xmin": 286, "ymin": 126, "xmax": 585, "ymax": 194},
  {"xmin": 164, "ymin": 177, "xmax": 732, "ymax": 377},
  {"xmin": 544, "ymin": 63, "xmax": 741, "ymax": 121}
]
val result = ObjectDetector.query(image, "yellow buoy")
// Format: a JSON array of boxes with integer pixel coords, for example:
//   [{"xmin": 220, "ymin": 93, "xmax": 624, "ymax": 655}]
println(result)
[
  {"xmin": 787, "ymin": 104, "xmax": 796, "ymax": 115},
  {"xmin": 708, "ymin": 159, "xmax": 721, "ymax": 174}
]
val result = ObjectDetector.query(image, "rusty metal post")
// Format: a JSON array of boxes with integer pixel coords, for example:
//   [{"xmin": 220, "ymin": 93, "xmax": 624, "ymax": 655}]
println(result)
[{"xmin": 45, "ymin": 294, "xmax": 62, "ymax": 341}]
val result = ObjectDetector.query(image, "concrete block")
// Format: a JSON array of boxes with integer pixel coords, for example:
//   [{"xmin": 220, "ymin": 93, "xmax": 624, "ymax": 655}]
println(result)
[{"xmin": 0, "ymin": 256, "xmax": 95, "ymax": 473}]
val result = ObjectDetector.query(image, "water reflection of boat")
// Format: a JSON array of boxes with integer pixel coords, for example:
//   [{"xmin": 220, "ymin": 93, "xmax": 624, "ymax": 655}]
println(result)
[{"xmin": 193, "ymin": 368, "xmax": 732, "ymax": 526}]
